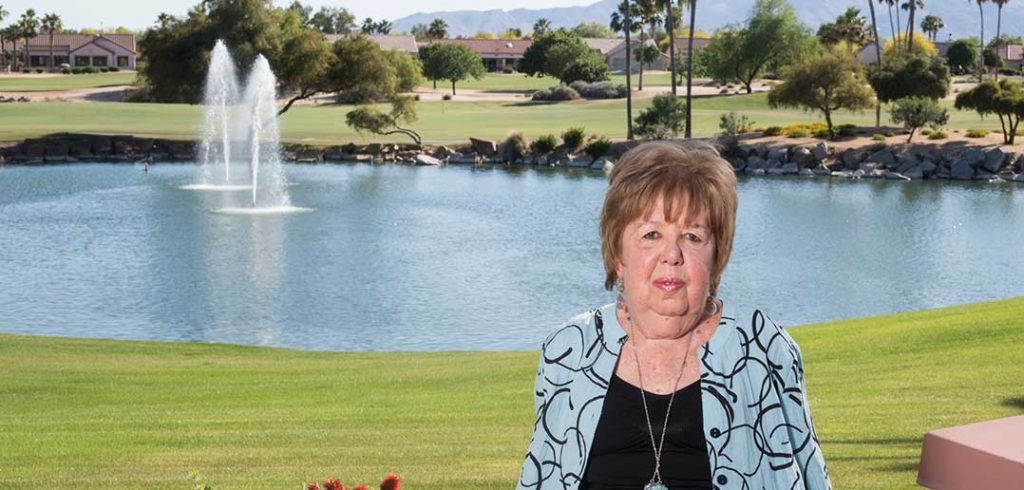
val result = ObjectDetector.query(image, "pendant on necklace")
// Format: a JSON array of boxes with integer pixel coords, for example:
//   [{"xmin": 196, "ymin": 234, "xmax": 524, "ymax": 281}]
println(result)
[{"xmin": 644, "ymin": 483, "xmax": 669, "ymax": 490}]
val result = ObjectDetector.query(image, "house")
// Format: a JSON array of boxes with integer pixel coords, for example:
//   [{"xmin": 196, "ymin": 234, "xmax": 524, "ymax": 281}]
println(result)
[
  {"xmin": 670, "ymin": 37, "xmax": 712, "ymax": 61},
  {"xmin": 858, "ymin": 40, "xmax": 954, "ymax": 66},
  {"xmin": 584, "ymin": 37, "xmax": 668, "ymax": 72},
  {"xmin": 994, "ymin": 43, "xmax": 1024, "ymax": 70},
  {"xmin": 426, "ymin": 38, "xmax": 532, "ymax": 72},
  {"xmin": 2, "ymin": 34, "xmax": 136, "ymax": 70},
  {"xmin": 325, "ymin": 34, "xmax": 419, "ymax": 55}
]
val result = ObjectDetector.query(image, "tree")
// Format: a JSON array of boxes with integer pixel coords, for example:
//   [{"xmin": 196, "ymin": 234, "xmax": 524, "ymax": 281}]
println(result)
[
  {"xmin": 532, "ymin": 18, "xmax": 552, "ymax": 37},
  {"xmin": 610, "ymin": 2, "xmax": 637, "ymax": 139},
  {"xmin": 920, "ymin": 15, "xmax": 944, "ymax": 41},
  {"xmin": 562, "ymin": 54, "xmax": 611, "ymax": 83},
  {"xmin": 903, "ymin": 0, "xmax": 923, "ymax": 51},
  {"xmin": 519, "ymin": 29, "xmax": 603, "ymax": 82},
  {"xmin": 0, "ymin": 5, "xmax": 10, "ymax": 72},
  {"xmin": 883, "ymin": 32, "xmax": 936, "ymax": 58},
  {"xmin": 40, "ymin": 13, "xmax": 61, "ymax": 71},
  {"xmin": 346, "ymin": 95, "xmax": 422, "ymax": 144},
  {"xmin": 890, "ymin": 96, "xmax": 948, "ymax": 141},
  {"xmin": 972, "ymin": 0, "xmax": 989, "ymax": 82},
  {"xmin": 768, "ymin": 51, "xmax": 876, "ymax": 139},
  {"xmin": 308, "ymin": 6, "xmax": 355, "ymax": 34},
  {"xmin": 634, "ymin": 93, "xmax": 687, "ymax": 139},
  {"xmin": 868, "ymin": 50, "xmax": 949, "ymax": 103},
  {"xmin": 501, "ymin": 28, "xmax": 523, "ymax": 40},
  {"xmin": 992, "ymin": 0, "xmax": 1009, "ymax": 80},
  {"xmin": 704, "ymin": 0, "xmax": 814, "ymax": 94},
  {"xmin": 427, "ymin": 18, "xmax": 448, "ymax": 40},
  {"xmin": 421, "ymin": 42, "xmax": 484, "ymax": 95},
  {"xmin": 385, "ymin": 50, "xmax": 424, "ymax": 92},
  {"xmin": 880, "ymin": 0, "xmax": 897, "ymax": 42},
  {"xmin": 409, "ymin": 23, "xmax": 428, "ymax": 41},
  {"xmin": 684, "ymin": 0, "xmax": 698, "ymax": 137},
  {"xmin": 955, "ymin": 79, "xmax": 1024, "ymax": 143},
  {"xmin": 634, "ymin": 0, "xmax": 661, "ymax": 90},
  {"xmin": 277, "ymin": 34, "xmax": 396, "ymax": 115},
  {"xmin": 867, "ymin": 0, "xmax": 884, "ymax": 127},
  {"xmin": 17, "ymin": 9, "xmax": 37, "ymax": 70},
  {"xmin": 570, "ymin": 21, "xmax": 614, "ymax": 38},
  {"xmin": 946, "ymin": 38, "xmax": 979, "ymax": 74}
]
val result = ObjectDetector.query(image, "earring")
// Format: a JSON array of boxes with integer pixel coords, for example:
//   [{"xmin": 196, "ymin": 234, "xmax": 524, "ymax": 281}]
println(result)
[{"xmin": 705, "ymin": 295, "xmax": 719, "ymax": 316}]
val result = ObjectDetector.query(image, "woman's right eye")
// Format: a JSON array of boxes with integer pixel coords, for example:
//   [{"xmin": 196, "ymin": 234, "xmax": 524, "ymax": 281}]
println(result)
[{"xmin": 642, "ymin": 231, "xmax": 660, "ymax": 240}]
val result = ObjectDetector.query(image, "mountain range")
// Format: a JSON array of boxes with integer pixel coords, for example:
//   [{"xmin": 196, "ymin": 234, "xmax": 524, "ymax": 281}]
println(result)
[{"xmin": 391, "ymin": 0, "xmax": 1024, "ymax": 42}]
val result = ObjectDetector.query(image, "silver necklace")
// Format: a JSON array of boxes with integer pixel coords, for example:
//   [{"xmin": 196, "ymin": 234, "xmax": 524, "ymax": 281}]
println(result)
[{"xmin": 627, "ymin": 326, "xmax": 696, "ymax": 490}]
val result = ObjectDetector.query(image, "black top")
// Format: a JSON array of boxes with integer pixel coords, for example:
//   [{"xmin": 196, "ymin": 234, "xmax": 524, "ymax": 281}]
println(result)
[{"xmin": 581, "ymin": 373, "xmax": 713, "ymax": 490}]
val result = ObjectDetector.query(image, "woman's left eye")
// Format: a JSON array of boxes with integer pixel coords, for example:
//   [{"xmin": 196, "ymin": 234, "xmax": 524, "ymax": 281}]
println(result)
[
  {"xmin": 642, "ymin": 231, "xmax": 660, "ymax": 240},
  {"xmin": 683, "ymin": 233, "xmax": 704, "ymax": 243}
]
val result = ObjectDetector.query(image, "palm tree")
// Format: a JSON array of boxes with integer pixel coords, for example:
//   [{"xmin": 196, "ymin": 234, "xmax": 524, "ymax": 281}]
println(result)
[
  {"xmin": 921, "ymin": 14, "xmax": 944, "ymax": 41},
  {"xmin": 17, "ymin": 9, "xmax": 37, "ymax": 71},
  {"xmin": 40, "ymin": 13, "xmax": 60, "ymax": 72},
  {"xmin": 427, "ymin": 18, "xmax": 448, "ymax": 40},
  {"xmin": 532, "ymin": 18, "xmax": 551, "ymax": 37},
  {"xmin": 683, "ymin": 0, "xmax": 696, "ymax": 138},
  {"xmin": 665, "ymin": 0, "xmax": 678, "ymax": 97},
  {"xmin": 634, "ymin": 0, "xmax": 661, "ymax": 91},
  {"xmin": 992, "ymin": 0, "xmax": 1009, "ymax": 80},
  {"xmin": 880, "ymin": 0, "xmax": 897, "ymax": 44},
  {"xmin": 0, "ymin": 4, "xmax": 9, "ymax": 72},
  {"xmin": 610, "ymin": 1, "xmax": 637, "ymax": 139},
  {"xmin": 902, "ymin": 0, "xmax": 923, "ymax": 51},
  {"xmin": 867, "ymin": 0, "xmax": 883, "ymax": 127},
  {"xmin": 971, "ymin": 0, "xmax": 989, "ymax": 82}
]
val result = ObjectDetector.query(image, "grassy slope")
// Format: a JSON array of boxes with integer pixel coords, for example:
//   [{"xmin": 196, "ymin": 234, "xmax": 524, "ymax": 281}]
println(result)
[
  {"xmin": 1, "ymin": 297, "xmax": 1022, "ymax": 489},
  {"xmin": 0, "ymin": 94, "xmax": 1005, "ymax": 145},
  {"xmin": 0, "ymin": 72, "xmax": 137, "ymax": 92}
]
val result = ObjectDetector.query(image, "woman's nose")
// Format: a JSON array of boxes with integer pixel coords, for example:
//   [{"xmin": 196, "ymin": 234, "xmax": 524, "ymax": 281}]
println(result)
[{"xmin": 660, "ymin": 239, "xmax": 684, "ymax": 265}]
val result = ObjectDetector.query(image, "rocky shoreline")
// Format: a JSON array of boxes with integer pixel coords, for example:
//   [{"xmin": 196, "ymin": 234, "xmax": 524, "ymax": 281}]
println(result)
[{"xmin": 2, "ymin": 133, "xmax": 1023, "ymax": 183}]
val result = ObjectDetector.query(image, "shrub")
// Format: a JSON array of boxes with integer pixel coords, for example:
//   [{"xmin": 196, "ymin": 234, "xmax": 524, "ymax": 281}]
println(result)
[
  {"xmin": 108, "ymin": 66, "xmax": 120, "ymax": 72},
  {"xmin": 34, "ymin": 68, "xmax": 44, "ymax": 73},
  {"xmin": 83, "ymin": 66, "xmax": 100, "ymax": 74},
  {"xmin": 812, "ymin": 128, "xmax": 831, "ymax": 138},
  {"xmin": 71, "ymin": 67, "xmax": 85, "ymax": 74},
  {"xmin": 442, "ymin": 94, "xmax": 452, "ymax": 101},
  {"xmin": 966, "ymin": 129, "xmax": 988, "ymax": 138},
  {"xmin": 531, "ymin": 85, "xmax": 580, "ymax": 102},
  {"xmin": 868, "ymin": 142, "xmax": 888, "ymax": 151},
  {"xmin": 501, "ymin": 132, "xmax": 528, "ymax": 162},
  {"xmin": 787, "ymin": 129, "xmax": 810, "ymax": 138},
  {"xmin": 928, "ymin": 131, "xmax": 949, "ymax": 140},
  {"xmin": 890, "ymin": 96, "xmax": 950, "ymax": 142},
  {"xmin": 561, "ymin": 55, "xmax": 610, "ymax": 84},
  {"xmin": 921, "ymin": 128, "xmax": 933, "ymax": 135},
  {"xmin": 21, "ymin": 68, "xmax": 30, "ymax": 73},
  {"xmin": 763, "ymin": 126, "xmax": 784, "ymax": 136},
  {"xmin": 837, "ymin": 125, "xmax": 857, "ymax": 137},
  {"xmin": 561, "ymin": 127, "xmax": 586, "ymax": 150},
  {"xmin": 531, "ymin": 134, "xmax": 558, "ymax": 154},
  {"xmin": 569, "ymin": 80, "xmax": 627, "ymax": 99},
  {"xmin": 872, "ymin": 133, "xmax": 887, "ymax": 141},
  {"xmin": 718, "ymin": 112, "xmax": 756, "ymax": 136},
  {"xmin": 502, "ymin": 65, "xmax": 515, "ymax": 74},
  {"xmin": 634, "ymin": 94, "xmax": 687, "ymax": 140},
  {"xmin": 719, "ymin": 88, "xmax": 730, "ymax": 94},
  {"xmin": 584, "ymin": 136, "xmax": 612, "ymax": 159}
]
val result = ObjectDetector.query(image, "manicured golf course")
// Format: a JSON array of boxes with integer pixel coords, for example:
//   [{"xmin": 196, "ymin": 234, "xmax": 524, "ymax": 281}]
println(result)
[
  {"xmin": 0, "ymin": 92, "xmax": 1005, "ymax": 145},
  {"xmin": 2, "ymin": 297, "xmax": 1022, "ymax": 489}
]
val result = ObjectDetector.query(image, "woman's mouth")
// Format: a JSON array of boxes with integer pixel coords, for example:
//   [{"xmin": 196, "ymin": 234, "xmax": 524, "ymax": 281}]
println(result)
[{"xmin": 653, "ymin": 278, "xmax": 684, "ymax": 292}]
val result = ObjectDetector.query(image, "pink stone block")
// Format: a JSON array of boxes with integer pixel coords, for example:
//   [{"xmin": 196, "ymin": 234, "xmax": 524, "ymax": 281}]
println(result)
[{"xmin": 918, "ymin": 415, "xmax": 1024, "ymax": 489}]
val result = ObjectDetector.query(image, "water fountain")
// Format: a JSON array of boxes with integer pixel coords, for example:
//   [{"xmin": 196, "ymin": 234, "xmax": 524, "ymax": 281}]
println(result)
[{"xmin": 184, "ymin": 40, "xmax": 307, "ymax": 214}]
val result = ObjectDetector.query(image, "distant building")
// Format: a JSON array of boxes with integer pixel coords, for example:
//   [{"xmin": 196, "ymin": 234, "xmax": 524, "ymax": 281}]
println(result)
[
  {"xmin": 1, "ymin": 34, "xmax": 136, "ymax": 70},
  {"xmin": 585, "ymin": 37, "xmax": 668, "ymax": 72},
  {"xmin": 858, "ymin": 40, "xmax": 954, "ymax": 66},
  {"xmin": 994, "ymin": 43, "xmax": 1024, "ymax": 70},
  {"xmin": 427, "ymin": 38, "xmax": 531, "ymax": 72}
]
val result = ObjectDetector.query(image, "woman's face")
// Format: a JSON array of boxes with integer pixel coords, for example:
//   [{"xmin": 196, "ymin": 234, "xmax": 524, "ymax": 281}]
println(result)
[{"xmin": 616, "ymin": 195, "xmax": 715, "ymax": 330}]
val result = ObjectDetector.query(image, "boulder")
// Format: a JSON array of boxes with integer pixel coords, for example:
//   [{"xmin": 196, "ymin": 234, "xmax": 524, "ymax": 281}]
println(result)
[
  {"xmin": 592, "ymin": 157, "xmax": 614, "ymax": 171},
  {"xmin": 768, "ymin": 147, "xmax": 788, "ymax": 161},
  {"xmin": 868, "ymin": 168, "xmax": 888, "ymax": 179},
  {"xmin": 950, "ymin": 160, "xmax": 975, "ymax": 180},
  {"xmin": 537, "ymin": 155, "xmax": 550, "ymax": 166},
  {"xmin": 735, "ymin": 144, "xmax": 758, "ymax": 158},
  {"xmin": 982, "ymin": 148, "xmax": 1007, "ymax": 173},
  {"xmin": 765, "ymin": 158, "xmax": 783, "ymax": 170},
  {"xmin": 885, "ymin": 171, "xmax": 911, "ymax": 181},
  {"xmin": 895, "ymin": 154, "xmax": 920, "ymax": 173},
  {"xmin": 940, "ymin": 147, "xmax": 961, "ymax": 163},
  {"xmin": 919, "ymin": 159, "xmax": 938, "ymax": 177},
  {"xmin": 432, "ymin": 146, "xmax": 455, "ymax": 159},
  {"xmin": 960, "ymin": 148, "xmax": 986, "ymax": 168},
  {"xmin": 295, "ymin": 149, "xmax": 322, "ymax": 163},
  {"xmin": 852, "ymin": 169, "xmax": 866, "ymax": 179},
  {"xmin": 751, "ymin": 168, "xmax": 766, "ymax": 176},
  {"xmin": 568, "ymin": 155, "xmax": 595, "ymax": 168},
  {"xmin": 780, "ymin": 162, "xmax": 799, "ymax": 174},
  {"xmin": 791, "ymin": 147, "xmax": 815, "ymax": 168},
  {"xmin": 1015, "ymin": 174, "xmax": 1024, "ymax": 182},
  {"xmin": 841, "ymin": 148, "xmax": 863, "ymax": 169},
  {"xmin": 730, "ymin": 158, "xmax": 747, "ymax": 172},
  {"xmin": 448, "ymin": 153, "xmax": 478, "ymax": 164},
  {"xmin": 798, "ymin": 168, "xmax": 815, "ymax": 177},
  {"xmin": 339, "ymin": 153, "xmax": 374, "ymax": 162},
  {"xmin": 831, "ymin": 170, "xmax": 855, "ymax": 178},
  {"xmin": 865, "ymin": 148, "xmax": 896, "ymax": 166},
  {"xmin": 469, "ymin": 137, "xmax": 497, "ymax": 157},
  {"xmin": 113, "ymin": 140, "xmax": 133, "ymax": 155},
  {"xmin": 746, "ymin": 156, "xmax": 767, "ymax": 170},
  {"xmin": 811, "ymin": 142, "xmax": 829, "ymax": 161},
  {"xmin": 974, "ymin": 169, "xmax": 997, "ymax": 181},
  {"xmin": 859, "ymin": 162, "xmax": 883, "ymax": 172},
  {"xmin": 813, "ymin": 165, "xmax": 832, "ymax": 176},
  {"xmin": 903, "ymin": 166, "xmax": 924, "ymax": 180},
  {"xmin": 415, "ymin": 154, "xmax": 443, "ymax": 166}
]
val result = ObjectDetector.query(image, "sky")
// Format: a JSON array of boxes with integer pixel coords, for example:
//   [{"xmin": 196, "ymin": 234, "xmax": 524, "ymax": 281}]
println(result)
[{"xmin": 0, "ymin": 0, "xmax": 599, "ymax": 30}]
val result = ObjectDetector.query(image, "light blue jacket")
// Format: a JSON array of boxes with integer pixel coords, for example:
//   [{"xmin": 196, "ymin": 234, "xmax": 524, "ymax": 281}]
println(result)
[{"xmin": 515, "ymin": 302, "xmax": 832, "ymax": 490}]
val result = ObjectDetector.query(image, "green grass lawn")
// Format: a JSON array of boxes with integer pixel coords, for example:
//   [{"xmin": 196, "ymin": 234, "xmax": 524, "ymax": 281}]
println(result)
[
  {"xmin": 419, "ymin": 72, "xmax": 675, "ymax": 93},
  {"xmin": 1, "ymin": 297, "xmax": 1022, "ymax": 489},
  {"xmin": 0, "ymin": 72, "xmax": 137, "ymax": 92},
  {"xmin": 0, "ymin": 93, "xmax": 1007, "ymax": 146}
]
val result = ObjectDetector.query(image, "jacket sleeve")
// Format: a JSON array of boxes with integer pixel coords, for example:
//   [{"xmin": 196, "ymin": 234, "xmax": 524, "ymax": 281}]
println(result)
[{"xmin": 776, "ymin": 332, "xmax": 833, "ymax": 490}]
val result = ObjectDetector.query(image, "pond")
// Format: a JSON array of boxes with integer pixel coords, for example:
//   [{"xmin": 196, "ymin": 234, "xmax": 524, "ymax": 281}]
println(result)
[{"xmin": 1, "ymin": 163, "xmax": 1021, "ymax": 351}]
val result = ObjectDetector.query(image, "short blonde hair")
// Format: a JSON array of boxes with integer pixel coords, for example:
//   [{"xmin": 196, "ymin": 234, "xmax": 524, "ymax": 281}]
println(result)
[{"xmin": 599, "ymin": 140, "xmax": 738, "ymax": 296}]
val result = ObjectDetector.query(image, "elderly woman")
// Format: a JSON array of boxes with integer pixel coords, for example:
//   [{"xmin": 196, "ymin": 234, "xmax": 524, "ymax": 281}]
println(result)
[{"xmin": 516, "ymin": 141, "xmax": 831, "ymax": 490}]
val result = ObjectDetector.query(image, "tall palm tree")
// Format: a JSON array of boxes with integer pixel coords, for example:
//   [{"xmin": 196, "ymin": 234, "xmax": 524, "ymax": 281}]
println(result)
[
  {"xmin": 867, "ymin": 0, "xmax": 883, "ymax": 127},
  {"xmin": 610, "ymin": 1, "xmax": 637, "ymax": 139},
  {"xmin": 665, "ymin": 0, "xmax": 678, "ymax": 97},
  {"xmin": 635, "ymin": 0, "xmax": 660, "ymax": 91},
  {"xmin": 40, "ymin": 13, "xmax": 60, "ymax": 72},
  {"xmin": 921, "ymin": 14, "xmax": 944, "ymax": 41},
  {"xmin": 971, "ymin": 0, "xmax": 989, "ymax": 82},
  {"xmin": 880, "ymin": 0, "xmax": 898, "ymax": 45},
  {"xmin": 0, "ymin": 5, "xmax": 9, "ymax": 72},
  {"xmin": 427, "ymin": 18, "xmax": 447, "ymax": 40},
  {"xmin": 684, "ymin": 0, "xmax": 696, "ymax": 138},
  {"xmin": 532, "ymin": 18, "xmax": 551, "ymax": 37},
  {"xmin": 992, "ymin": 0, "xmax": 1009, "ymax": 80},
  {"xmin": 17, "ymin": 9, "xmax": 37, "ymax": 71},
  {"xmin": 903, "ymin": 0, "xmax": 923, "ymax": 51}
]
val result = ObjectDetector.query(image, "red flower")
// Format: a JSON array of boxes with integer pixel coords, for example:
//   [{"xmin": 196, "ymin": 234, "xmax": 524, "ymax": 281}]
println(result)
[
  {"xmin": 380, "ymin": 473, "xmax": 400, "ymax": 490},
  {"xmin": 324, "ymin": 479, "xmax": 342, "ymax": 490},
  {"xmin": 307, "ymin": 482, "xmax": 321, "ymax": 490},
  {"xmin": 353, "ymin": 486, "xmax": 369, "ymax": 490}
]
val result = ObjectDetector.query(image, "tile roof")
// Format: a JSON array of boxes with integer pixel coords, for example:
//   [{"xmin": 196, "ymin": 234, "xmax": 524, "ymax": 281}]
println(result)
[
  {"xmin": 25, "ymin": 34, "xmax": 136, "ymax": 53},
  {"xmin": 429, "ymin": 38, "xmax": 532, "ymax": 56}
]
